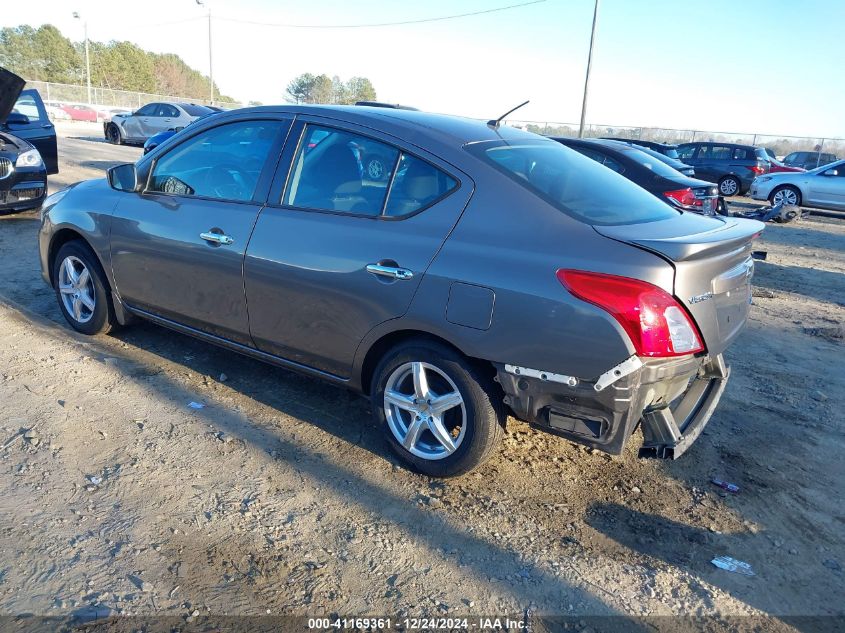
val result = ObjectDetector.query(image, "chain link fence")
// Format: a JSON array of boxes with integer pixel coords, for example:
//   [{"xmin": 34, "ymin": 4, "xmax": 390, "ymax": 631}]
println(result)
[
  {"xmin": 24, "ymin": 80, "xmax": 247, "ymax": 112},
  {"xmin": 504, "ymin": 120, "xmax": 845, "ymax": 159},
  {"xmin": 23, "ymin": 81, "xmax": 843, "ymax": 158}
]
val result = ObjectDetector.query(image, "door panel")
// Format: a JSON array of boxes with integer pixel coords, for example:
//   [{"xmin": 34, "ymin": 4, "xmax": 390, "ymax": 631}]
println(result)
[
  {"xmin": 110, "ymin": 117, "xmax": 291, "ymax": 343},
  {"xmin": 244, "ymin": 122, "xmax": 471, "ymax": 377},
  {"xmin": 111, "ymin": 196, "xmax": 264, "ymax": 343},
  {"xmin": 244, "ymin": 192, "xmax": 471, "ymax": 377},
  {"xmin": 808, "ymin": 170, "xmax": 845, "ymax": 209},
  {"xmin": 9, "ymin": 89, "xmax": 58, "ymax": 174}
]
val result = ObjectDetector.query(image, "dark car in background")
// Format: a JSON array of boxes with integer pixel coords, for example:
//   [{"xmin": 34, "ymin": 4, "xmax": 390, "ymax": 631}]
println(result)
[
  {"xmin": 761, "ymin": 149, "xmax": 805, "ymax": 174},
  {"xmin": 782, "ymin": 151, "xmax": 838, "ymax": 171},
  {"xmin": 0, "ymin": 68, "xmax": 50, "ymax": 213},
  {"xmin": 604, "ymin": 140, "xmax": 695, "ymax": 176},
  {"xmin": 40, "ymin": 106, "xmax": 763, "ymax": 477},
  {"xmin": 676, "ymin": 142, "xmax": 770, "ymax": 196},
  {"xmin": 602, "ymin": 138, "xmax": 681, "ymax": 159},
  {"xmin": 1, "ymin": 69, "xmax": 58, "ymax": 176},
  {"xmin": 554, "ymin": 138, "xmax": 719, "ymax": 214}
]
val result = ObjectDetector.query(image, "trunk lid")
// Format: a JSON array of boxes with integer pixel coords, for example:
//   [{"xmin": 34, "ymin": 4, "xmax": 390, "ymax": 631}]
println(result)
[{"xmin": 594, "ymin": 213, "xmax": 764, "ymax": 355}]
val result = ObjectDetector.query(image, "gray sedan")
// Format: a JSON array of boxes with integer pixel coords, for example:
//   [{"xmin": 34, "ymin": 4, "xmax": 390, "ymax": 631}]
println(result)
[
  {"xmin": 751, "ymin": 160, "xmax": 845, "ymax": 211},
  {"xmin": 39, "ymin": 105, "xmax": 762, "ymax": 477},
  {"xmin": 104, "ymin": 101, "xmax": 217, "ymax": 145}
]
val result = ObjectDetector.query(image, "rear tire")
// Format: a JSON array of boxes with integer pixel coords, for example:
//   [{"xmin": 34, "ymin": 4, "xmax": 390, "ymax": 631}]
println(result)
[
  {"xmin": 371, "ymin": 340, "xmax": 505, "ymax": 477},
  {"xmin": 718, "ymin": 176, "xmax": 741, "ymax": 197},
  {"xmin": 52, "ymin": 241, "xmax": 116, "ymax": 335},
  {"xmin": 770, "ymin": 185, "xmax": 801, "ymax": 208}
]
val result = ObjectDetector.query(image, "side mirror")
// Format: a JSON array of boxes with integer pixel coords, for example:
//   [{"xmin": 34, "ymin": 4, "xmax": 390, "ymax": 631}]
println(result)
[
  {"xmin": 6, "ymin": 112, "xmax": 30, "ymax": 125},
  {"xmin": 823, "ymin": 169, "xmax": 839, "ymax": 177},
  {"xmin": 108, "ymin": 163, "xmax": 139, "ymax": 192}
]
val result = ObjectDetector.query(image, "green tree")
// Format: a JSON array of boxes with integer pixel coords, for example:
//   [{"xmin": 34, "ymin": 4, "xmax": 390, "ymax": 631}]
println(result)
[
  {"xmin": 286, "ymin": 72, "xmax": 377, "ymax": 104},
  {"xmin": 344, "ymin": 77, "xmax": 376, "ymax": 104},
  {"xmin": 286, "ymin": 73, "xmax": 316, "ymax": 103}
]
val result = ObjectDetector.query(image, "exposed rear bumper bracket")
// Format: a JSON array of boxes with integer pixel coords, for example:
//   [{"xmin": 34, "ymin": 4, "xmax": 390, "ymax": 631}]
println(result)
[{"xmin": 639, "ymin": 355, "xmax": 730, "ymax": 459}]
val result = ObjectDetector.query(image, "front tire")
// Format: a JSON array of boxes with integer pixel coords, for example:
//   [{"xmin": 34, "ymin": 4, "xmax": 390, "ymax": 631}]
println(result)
[
  {"xmin": 52, "ymin": 241, "xmax": 116, "ymax": 335},
  {"xmin": 770, "ymin": 185, "xmax": 801, "ymax": 208},
  {"xmin": 718, "ymin": 176, "xmax": 741, "ymax": 197},
  {"xmin": 371, "ymin": 340, "xmax": 505, "ymax": 477},
  {"xmin": 107, "ymin": 124, "xmax": 123, "ymax": 145}
]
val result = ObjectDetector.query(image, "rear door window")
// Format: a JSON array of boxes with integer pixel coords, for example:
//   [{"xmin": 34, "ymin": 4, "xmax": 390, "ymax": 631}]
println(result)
[
  {"xmin": 157, "ymin": 104, "xmax": 180, "ymax": 118},
  {"xmin": 710, "ymin": 146, "xmax": 732, "ymax": 160},
  {"xmin": 148, "ymin": 120, "xmax": 284, "ymax": 201},
  {"xmin": 733, "ymin": 148, "xmax": 751, "ymax": 160},
  {"xmin": 284, "ymin": 125, "xmax": 400, "ymax": 216}
]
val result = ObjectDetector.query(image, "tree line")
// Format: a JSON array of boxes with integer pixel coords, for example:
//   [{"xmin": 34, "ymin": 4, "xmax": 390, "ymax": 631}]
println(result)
[
  {"xmin": 0, "ymin": 24, "xmax": 235, "ymax": 102},
  {"xmin": 286, "ymin": 73, "xmax": 377, "ymax": 105}
]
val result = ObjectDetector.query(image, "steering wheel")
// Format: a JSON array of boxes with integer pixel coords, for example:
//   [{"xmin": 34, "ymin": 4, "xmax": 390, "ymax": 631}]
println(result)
[{"xmin": 205, "ymin": 163, "xmax": 251, "ymax": 200}]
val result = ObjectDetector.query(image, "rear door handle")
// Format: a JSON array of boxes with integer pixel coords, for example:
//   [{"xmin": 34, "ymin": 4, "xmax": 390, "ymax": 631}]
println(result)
[
  {"xmin": 200, "ymin": 231, "xmax": 234, "ymax": 245},
  {"xmin": 366, "ymin": 263, "xmax": 414, "ymax": 280}
]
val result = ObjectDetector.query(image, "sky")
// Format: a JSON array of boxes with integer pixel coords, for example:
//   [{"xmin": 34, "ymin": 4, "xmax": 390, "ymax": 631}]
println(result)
[{"xmin": 4, "ymin": 0, "xmax": 844, "ymax": 138}]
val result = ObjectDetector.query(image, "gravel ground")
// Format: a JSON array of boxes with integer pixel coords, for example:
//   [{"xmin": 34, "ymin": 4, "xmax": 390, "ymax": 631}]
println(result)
[{"xmin": 0, "ymin": 122, "xmax": 842, "ymax": 630}]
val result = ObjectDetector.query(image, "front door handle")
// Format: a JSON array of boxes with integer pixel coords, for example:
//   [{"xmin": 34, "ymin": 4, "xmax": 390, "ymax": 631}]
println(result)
[
  {"xmin": 200, "ymin": 231, "xmax": 234, "ymax": 245},
  {"xmin": 366, "ymin": 263, "xmax": 414, "ymax": 280}
]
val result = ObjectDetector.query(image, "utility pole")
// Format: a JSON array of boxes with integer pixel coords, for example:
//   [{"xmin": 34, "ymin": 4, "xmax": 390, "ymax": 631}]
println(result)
[
  {"xmin": 196, "ymin": 0, "xmax": 214, "ymax": 104},
  {"xmin": 578, "ymin": 0, "xmax": 599, "ymax": 138},
  {"xmin": 73, "ymin": 12, "xmax": 92, "ymax": 104}
]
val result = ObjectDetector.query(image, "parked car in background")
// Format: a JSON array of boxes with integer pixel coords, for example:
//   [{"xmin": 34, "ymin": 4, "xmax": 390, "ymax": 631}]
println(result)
[
  {"xmin": 605, "ymin": 140, "xmax": 696, "ymax": 176},
  {"xmin": 143, "ymin": 110, "xmax": 219, "ymax": 154},
  {"xmin": 554, "ymin": 138, "xmax": 719, "ymax": 214},
  {"xmin": 761, "ymin": 148, "xmax": 805, "ymax": 174},
  {"xmin": 676, "ymin": 142, "xmax": 770, "ymax": 196},
  {"xmin": 751, "ymin": 159, "xmax": 845, "ymax": 210},
  {"xmin": 95, "ymin": 106, "xmax": 131, "ymax": 123},
  {"xmin": 1, "ymin": 68, "xmax": 58, "ymax": 175},
  {"xmin": 61, "ymin": 104, "xmax": 98, "ymax": 123},
  {"xmin": 39, "ymin": 105, "xmax": 763, "ymax": 476},
  {"xmin": 601, "ymin": 138, "xmax": 681, "ymax": 160},
  {"xmin": 105, "ymin": 102, "xmax": 217, "ymax": 145},
  {"xmin": 0, "ymin": 68, "xmax": 50, "ymax": 212},
  {"xmin": 782, "ymin": 151, "xmax": 838, "ymax": 171},
  {"xmin": 44, "ymin": 101, "xmax": 71, "ymax": 122}
]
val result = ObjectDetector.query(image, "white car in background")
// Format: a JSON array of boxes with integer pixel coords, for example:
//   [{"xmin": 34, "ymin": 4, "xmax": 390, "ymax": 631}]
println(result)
[
  {"xmin": 751, "ymin": 159, "xmax": 845, "ymax": 211},
  {"xmin": 104, "ymin": 101, "xmax": 217, "ymax": 145},
  {"xmin": 44, "ymin": 101, "xmax": 71, "ymax": 122}
]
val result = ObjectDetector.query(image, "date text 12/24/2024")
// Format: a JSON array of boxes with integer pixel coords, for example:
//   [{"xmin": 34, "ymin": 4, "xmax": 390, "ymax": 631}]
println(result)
[{"xmin": 308, "ymin": 617, "xmax": 527, "ymax": 630}]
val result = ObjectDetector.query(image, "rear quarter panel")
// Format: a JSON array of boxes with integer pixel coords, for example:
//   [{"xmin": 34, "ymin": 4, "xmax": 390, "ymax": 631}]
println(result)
[{"xmin": 365, "ymin": 172, "xmax": 676, "ymax": 381}]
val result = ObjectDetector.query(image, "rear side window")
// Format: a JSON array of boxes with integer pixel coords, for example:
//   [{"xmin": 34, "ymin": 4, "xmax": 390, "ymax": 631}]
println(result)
[
  {"xmin": 157, "ymin": 104, "xmax": 180, "ymax": 118},
  {"xmin": 733, "ymin": 148, "xmax": 751, "ymax": 160},
  {"xmin": 384, "ymin": 154, "xmax": 457, "ymax": 216},
  {"xmin": 709, "ymin": 146, "xmax": 732, "ymax": 160},
  {"xmin": 468, "ymin": 140, "xmax": 678, "ymax": 226},
  {"xmin": 148, "ymin": 120, "xmax": 283, "ymax": 201}
]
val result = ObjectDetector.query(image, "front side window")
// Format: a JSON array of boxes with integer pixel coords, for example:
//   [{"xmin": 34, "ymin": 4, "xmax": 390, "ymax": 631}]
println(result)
[
  {"xmin": 285, "ymin": 125, "xmax": 400, "ymax": 216},
  {"xmin": 468, "ymin": 140, "xmax": 678, "ymax": 226},
  {"xmin": 677, "ymin": 145, "xmax": 696, "ymax": 160},
  {"xmin": 148, "ymin": 120, "xmax": 283, "ymax": 201}
]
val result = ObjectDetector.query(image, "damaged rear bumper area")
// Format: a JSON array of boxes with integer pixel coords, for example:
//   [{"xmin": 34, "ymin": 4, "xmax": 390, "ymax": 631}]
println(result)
[{"xmin": 495, "ymin": 354, "xmax": 729, "ymax": 459}]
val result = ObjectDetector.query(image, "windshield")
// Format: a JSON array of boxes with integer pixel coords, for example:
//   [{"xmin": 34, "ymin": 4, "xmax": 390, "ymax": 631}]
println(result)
[{"xmin": 467, "ymin": 140, "xmax": 679, "ymax": 226}]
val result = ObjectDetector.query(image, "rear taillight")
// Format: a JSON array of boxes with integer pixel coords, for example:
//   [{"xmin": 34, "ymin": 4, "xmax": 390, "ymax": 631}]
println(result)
[
  {"xmin": 556, "ymin": 270, "xmax": 705, "ymax": 358},
  {"xmin": 749, "ymin": 164, "xmax": 767, "ymax": 175},
  {"xmin": 663, "ymin": 188, "xmax": 701, "ymax": 208}
]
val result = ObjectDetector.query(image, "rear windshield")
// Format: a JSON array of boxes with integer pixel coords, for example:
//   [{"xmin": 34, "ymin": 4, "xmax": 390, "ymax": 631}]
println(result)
[
  {"xmin": 661, "ymin": 147, "xmax": 680, "ymax": 159},
  {"xmin": 467, "ymin": 140, "xmax": 678, "ymax": 226},
  {"xmin": 180, "ymin": 103, "xmax": 215, "ymax": 116}
]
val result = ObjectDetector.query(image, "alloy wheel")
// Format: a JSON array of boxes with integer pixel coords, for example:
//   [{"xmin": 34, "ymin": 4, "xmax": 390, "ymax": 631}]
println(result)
[
  {"xmin": 719, "ymin": 178, "xmax": 739, "ymax": 196},
  {"xmin": 383, "ymin": 361, "xmax": 467, "ymax": 460},
  {"xmin": 58, "ymin": 255, "xmax": 96, "ymax": 324},
  {"xmin": 773, "ymin": 188, "xmax": 799, "ymax": 206}
]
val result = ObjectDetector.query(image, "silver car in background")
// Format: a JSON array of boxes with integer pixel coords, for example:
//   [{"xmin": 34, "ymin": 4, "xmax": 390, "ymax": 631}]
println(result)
[
  {"xmin": 104, "ymin": 101, "xmax": 216, "ymax": 145},
  {"xmin": 751, "ymin": 159, "xmax": 845, "ymax": 210},
  {"xmin": 40, "ymin": 105, "xmax": 763, "ymax": 477}
]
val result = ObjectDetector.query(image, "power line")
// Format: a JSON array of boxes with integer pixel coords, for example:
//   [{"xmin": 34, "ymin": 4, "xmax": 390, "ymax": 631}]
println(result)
[{"xmin": 214, "ymin": 0, "xmax": 546, "ymax": 29}]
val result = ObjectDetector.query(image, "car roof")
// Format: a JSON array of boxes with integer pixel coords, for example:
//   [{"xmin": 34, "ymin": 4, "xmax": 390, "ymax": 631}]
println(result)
[{"xmin": 228, "ymin": 104, "xmax": 542, "ymax": 146}]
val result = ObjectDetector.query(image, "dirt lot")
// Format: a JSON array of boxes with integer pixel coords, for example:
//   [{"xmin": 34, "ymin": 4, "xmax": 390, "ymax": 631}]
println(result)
[{"xmin": 0, "ymin": 122, "xmax": 843, "ymax": 630}]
